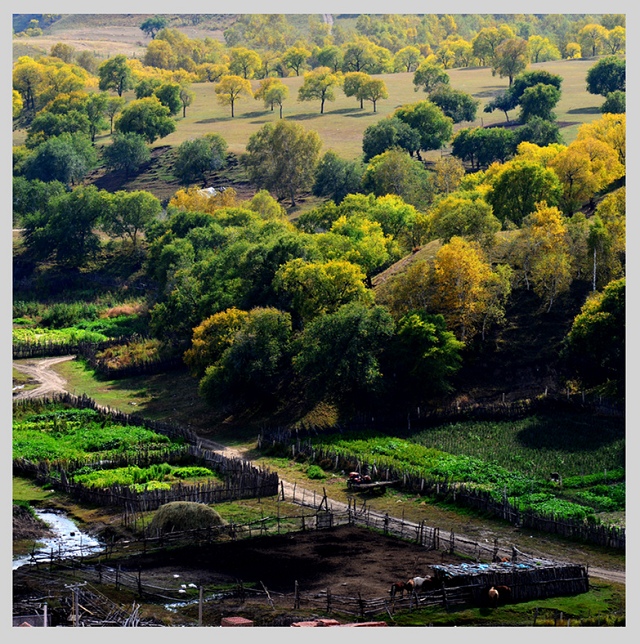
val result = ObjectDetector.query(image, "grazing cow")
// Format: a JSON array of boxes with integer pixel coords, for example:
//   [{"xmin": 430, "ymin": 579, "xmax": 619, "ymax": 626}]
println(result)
[{"xmin": 488, "ymin": 586, "xmax": 499, "ymax": 607}]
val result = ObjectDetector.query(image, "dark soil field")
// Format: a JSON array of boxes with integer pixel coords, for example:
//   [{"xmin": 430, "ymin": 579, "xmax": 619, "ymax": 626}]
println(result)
[{"xmin": 109, "ymin": 525, "xmax": 462, "ymax": 600}]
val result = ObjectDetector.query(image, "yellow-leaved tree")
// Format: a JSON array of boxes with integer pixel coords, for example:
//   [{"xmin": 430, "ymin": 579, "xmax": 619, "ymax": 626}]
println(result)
[
  {"xmin": 431, "ymin": 236, "xmax": 493, "ymax": 342},
  {"xmin": 515, "ymin": 202, "xmax": 572, "ymax": 311}
]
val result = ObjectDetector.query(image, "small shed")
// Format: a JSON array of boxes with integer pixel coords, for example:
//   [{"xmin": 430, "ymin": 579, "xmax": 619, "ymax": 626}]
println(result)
[{"xmin": 430, "ymin": 560, "xmax": 589, "ymax": 605}]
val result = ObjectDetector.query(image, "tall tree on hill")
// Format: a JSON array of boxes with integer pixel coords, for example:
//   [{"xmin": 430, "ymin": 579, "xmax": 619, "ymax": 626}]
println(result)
[
  {"xmin": 242, "ymin": 120, "xmax": 321, "ymax": 207},
  {"xmin": 98, "ymin": 55, "xmax": 134, "ymax": 97},
  {"xmin": 114, "ymin": 96, "xmax": 176, "ymax": 143},
  {"xmin": 298, "ymin": 67, "xmax": 342, "ymax": 115},
  {"xmin": 492, "ymin": 38, "xmax": 528, "ymax": 86},
  {"xmin": 140, "ymin": 15, "xmax": 169, "ymax": 39},
  {"xmin": 214, "ymin": 75, "xmax": 253, "ymax": 118}
]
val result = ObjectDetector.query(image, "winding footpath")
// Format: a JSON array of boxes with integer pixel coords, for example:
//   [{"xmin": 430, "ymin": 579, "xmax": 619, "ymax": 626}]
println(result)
[{"xmin": 12, "ymin": 355, "xmax": 625, "ymax": 585}]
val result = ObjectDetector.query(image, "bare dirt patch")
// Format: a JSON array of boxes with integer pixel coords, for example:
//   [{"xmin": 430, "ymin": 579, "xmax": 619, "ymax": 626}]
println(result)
[{"xmin": 115, "ymin": 524, "xmax": 462, "ymax": 600}]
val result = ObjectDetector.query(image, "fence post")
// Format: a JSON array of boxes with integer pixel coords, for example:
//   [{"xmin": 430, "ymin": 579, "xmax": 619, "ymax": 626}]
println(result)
[{"xmin": 294, "ymin": 581, "xmax": 300, "ymax": 610}]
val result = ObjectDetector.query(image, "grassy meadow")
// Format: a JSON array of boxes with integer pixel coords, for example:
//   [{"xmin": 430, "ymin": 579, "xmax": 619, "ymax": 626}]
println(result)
[{"xmin": 12, "ymin": 58, "xmax": 604, "ymax": 162}]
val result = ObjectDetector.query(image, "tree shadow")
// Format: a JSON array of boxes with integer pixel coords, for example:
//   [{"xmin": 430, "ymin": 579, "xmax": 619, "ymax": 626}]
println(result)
[
  {"xmin": 474, "ymin": 89, "xmax": 508, "ymax": 98},
  {"xmin": 567, "ymin": 106, "xmax": 601, "ymax": 115},
  {"xmin": 345, "ymin": 111, "xmax": 377, "ymax": 118},
  {"xmin": 286, "ymin": 112, "xmax": 323, "ymax": 121},
  {"xmin": 196, "ymin": 117, "xmax": 231, "ymax": 124}
]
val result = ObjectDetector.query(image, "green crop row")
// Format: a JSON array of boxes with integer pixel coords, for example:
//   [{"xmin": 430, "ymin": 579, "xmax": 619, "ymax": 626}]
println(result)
[
  {"xmin": 70, "ymin": 463, "xmax": 219, "ymax": 491},
  {"xmin": 306, "ymin": 432, "xmax": 624, "ymax": 523},
  {"xmin": 13, "ymin": 407, "xmax": 184, "ymax": 463}
]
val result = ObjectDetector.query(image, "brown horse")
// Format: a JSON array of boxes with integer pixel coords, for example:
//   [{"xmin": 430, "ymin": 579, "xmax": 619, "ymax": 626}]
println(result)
[
  {"xmin": 494, "ymin": 585, "xmax": 512, "ymax": 603},
  {"xmin": 488, "ymin": 586, "xmax": 499, "ymax": 607},
  {"xmin": 389, "ymin": 581, "xmax": 409, "ymax": 598}
]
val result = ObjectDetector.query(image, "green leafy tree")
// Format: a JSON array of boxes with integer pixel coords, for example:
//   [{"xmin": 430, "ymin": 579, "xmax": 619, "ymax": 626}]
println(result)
[
  {"xmin": 394, "ymin": 101, "xmax": 453, "ymax": 159},
  {"xmin": 179, "ymin": 86, "xmax": 195, "ymax": 118},
  {"xmin": 486, "ymin": 159, "xmax": 562, "ymax": 226},
  {"xmin": 98, "ymin": 54, "xmax": 134, "ymax": 96},
  {"xmin": 23, "ymin": 184, "xmax": 107, "ymax": 266},
  {"xmin": 114, "ymin": 96, "xmax": 176, "ymax": 143},
  {"xmin": 102, "ymin": 132, "xmax": 150, "ymax": 179},
  {"xmin": 429, "ymin": 193, "xmax": 501, "ymax": 249},
  {"xmin": 103, "ymin": 189, "xmax": 162, "ymax": 249},
  {"xmin": 104, "ymin": 96, "xmax": 125, "ymax": 134},
  {"xmin": 342, "ymin": 71, "xmax": 370, "ymax": 109},
  {"xmin": 451, "ymin": 127, "xmax": 515, "ymax": 170},
  {"xmin": 518, "ymin": 83, "xmax": 561, "ymax": 122},
  {"xmin": 429, "ymin": 86, "xmax": 479, "ymax": 123},
  {"xmin": 360, "ymin": 78, "xmax": 388, "ymax": 113},
  {"xmin": 298, "ymin": 66, "xmax": 341, "ymax": 115},
  {"xmin": 316, "ymin": 45, "xmax": 343, "ymax": 72},
  {"xmin": 228, "ymin": 46, "xmax": 262, "ymax": 79},
  {"xmin": 382, "ymin": 310, "xmax": 463, "ymax": 406},
  {"xmin": 274, "ymin": 258, "xmax": 372, "ymax": 323},
  {"xmin": 292, "ymin": 302, "xmax": 395, "ymax": 412},
  {"xmin": 312, "ymin": 151, "xmax": 364, "ymax": 204},
  {"xmin": 282, "ymin": 45, "xmax": 311, "ymax": 75},
  {"xmin": 601, "ymin": 90, "xmax": 625, "ymax": 114},
  {"xmin": 242, "ymin": 120, "xmax": 321, "ymax": 207},
  {"xmin": 362, "ymin": 117, "xmax": 421, "ymax": 162},
  {"xmin": 12, "ymin": 177, "xmax": 66, "ymax": 226},
  {"xmin": 24, "ymin": 132, "xmax": 97, "ymax": 185},
  {"xmin": 578, "ymin": 23, "xmax": 608, "ymax": 57},
  {"xmin": 562, "ymin": 277, "xmax": 624, "ymax": 397},
  {"xmin": 512, "ymin": 116, "xmax": 563, "ymax": 148},
  {"xmin": 198, "ymin": 307, "xmax": 293, "ymax": 412},
  {"xmin": 255, "ymin": 78, "xmax": 289, "ymax": 119},
  {"xmin": 214, "ymin": 75, "xmax": 253, "ymax": 118},
  {"xmin": 483, "ymin": 90, "xmax": 518, "ymax": 122},
  {"xmin": 412, "ymin": 61, "xmax": 450, "ymax": 93},
  {"xmin": 173, "ymin": 134, "xmax": 228, "ymax": 186},
  {"xmin": 394, "ymin": 46, "xmax": 423, "ymax": 72},
  {"xmin": 586, "ymin": 56, "xmax": 625, "ymax": 96},
  {"xmin": 154, "ymin": 82, "xmax": 182, "ymax": 116},
  {"xmin": 492, "ymin": 38, "xmax": 528, "ymax": 86},
  {"xmin": 85, "ymin": 91, "xmax": 109, "ymax": 142},
  {"xmin": 140, "ymin": 15, "xmax": 169, "ymax": 39},
  {"xmin": 362, "ymin": 148, "xmax": 434, "ymax": 209}
]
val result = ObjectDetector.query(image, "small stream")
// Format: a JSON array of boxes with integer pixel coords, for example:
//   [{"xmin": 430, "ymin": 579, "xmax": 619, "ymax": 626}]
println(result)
[{"xmin": 13, "ymin": 509, "xmax": 105, "ymax": 570}]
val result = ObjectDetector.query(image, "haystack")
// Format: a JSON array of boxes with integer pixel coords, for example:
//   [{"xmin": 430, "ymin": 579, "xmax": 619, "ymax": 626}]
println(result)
[{"xmin": 147, "ymin": 501, "xmax": 225, "ymax": 536}]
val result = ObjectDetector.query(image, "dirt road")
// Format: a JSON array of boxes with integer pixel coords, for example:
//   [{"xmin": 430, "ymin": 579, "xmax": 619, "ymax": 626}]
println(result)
[
  {"xmin": 13, "ymin": 356, "xmax": 626, "ymax": 585},
  {"xmin": 13, "ymin": 356, "xmax": 75, "ymax": 400}
]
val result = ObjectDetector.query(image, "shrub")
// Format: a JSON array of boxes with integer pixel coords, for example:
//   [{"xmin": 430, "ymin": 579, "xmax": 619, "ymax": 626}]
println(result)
[{"xmin": 306, "ymin": 464, "xmax": 326, "ymax": 480}]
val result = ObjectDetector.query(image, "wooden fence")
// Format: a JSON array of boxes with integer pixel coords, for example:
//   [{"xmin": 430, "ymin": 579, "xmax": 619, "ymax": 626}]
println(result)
[
  {"xmin": 262, "ymin": 432, "xmax": 625, "ymax": 550},
  {"xmin": 13, "ymin": 395, "xmax": 279, "ymax": 516},
  {"xmin": 16, "ymin": 508, "xmax": 589, "ymax": 621}
]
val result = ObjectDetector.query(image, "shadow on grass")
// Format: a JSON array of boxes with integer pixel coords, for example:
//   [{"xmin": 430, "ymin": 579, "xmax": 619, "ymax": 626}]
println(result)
[
  {"xmin": 567, "ymin": 106, "xmax": 601, "ymax": 115},
  {"xmin": 286, "ymin": 112, "xmax": 323, "ymax": 121},
  {"xmin": 345, "ymin": 110, "xmax": 377, "ymax": 118}
]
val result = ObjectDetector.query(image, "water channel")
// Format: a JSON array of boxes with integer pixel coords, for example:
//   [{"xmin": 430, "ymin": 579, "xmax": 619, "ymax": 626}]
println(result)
[{"xmin": 13, "ymin": 509, "xmax": 105, "ymax": 570}]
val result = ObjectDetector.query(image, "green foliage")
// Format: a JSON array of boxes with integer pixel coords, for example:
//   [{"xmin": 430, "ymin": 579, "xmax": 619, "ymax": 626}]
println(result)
[
  {"xmin": 114, "ymin": 96, "xmax": 176, "ymax": 143},
  {"xmin": 140, "ymin": 15, "xmax": 169, "ymax": 39},
  {"xmin": 518, "ymin": 83, "xmax": 562, "ymax": 122},
  {"xmin": 154, "ymin": 82, "xmax": 182, "ymax": 116},
  {"xmin": 561, "ymin": 277, "xmax": 625, "ymax": 397},
  {"xmin": 429, "ymin": 86, "xmax": 479, "ymax": 124},
  {"xmin": 362, "ymin": 117, "xmax": 421, "ymax": 162},
  {"xmin": 306, "ymin": 464, "xmax": 326, "ymax": 480},
  {"xmin": 23, "ymin": 132, "xmax": 97, "ymax": 185},
  {"xmin": 451, "ymin": 127, "xmax": 514, "ymax": 170},
  {"xmin": 102, "ymin": 133, "xmax": 150, "ymax": 179},
  {"xmin": 601, "ymin": 90, "xmax": 625, "ymax": 114},
  {"xmin": 394, "ymin": 100, "xmax": 454, "ymax": 154},
  {"xmin": 71, "ymin": 463, "xmax": 216, "ymax": 490},
  {"xmin": 98, "ymin": 54, "xmax": 134, "ymax": 96},
  {"xmin": 22, "ymin": 184, "xmax": 107, "ymax": 266},
  {"xmin": 586, "ymin": 56, "xmax": 625, "ymax": 97},
  {"xmin": 312, "ymin": 150, "xmax": 364, "ymax": 204},
  {"xmin": 174, "ymin": 134, "xmax": 228, "ymax": 186},
  {"xmin": 242, "ymin": 120, "xmax": 321, "ymax": 207},
  {"xmin": 13, "ymin": 406, "xmax": 184, "ymax": 464},
  {"xmin": 486, "ymin": 159, "xmax": 562, "ymax": 226},
  {"xmin": 512, "ymin": 117, "xmax": 563, "ymax": 148},
  {"xmin": 292, "ymin": 302, "xmax": 395, "ymax": 411}
]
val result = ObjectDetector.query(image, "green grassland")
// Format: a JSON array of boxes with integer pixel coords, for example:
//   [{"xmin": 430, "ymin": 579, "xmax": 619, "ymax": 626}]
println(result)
[{"xmin": 153, "ymin": 60, "xmax": 604, "ymax": 160}]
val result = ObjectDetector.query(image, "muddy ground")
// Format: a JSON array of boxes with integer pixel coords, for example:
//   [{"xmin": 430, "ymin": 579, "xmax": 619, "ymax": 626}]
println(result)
[{"xmin": 109, "ymin": 524, "xmax": 462, "ymax": 600}]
